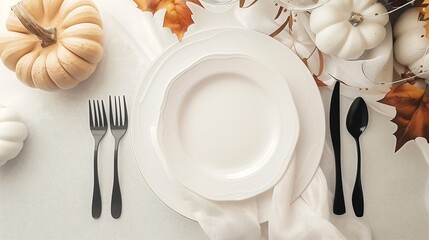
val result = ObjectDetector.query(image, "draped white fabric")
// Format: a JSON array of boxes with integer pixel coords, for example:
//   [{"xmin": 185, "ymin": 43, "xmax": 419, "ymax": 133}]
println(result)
[
  {"xmin": 180, "ymin": 143, "xmax": 373, "ymax": 240},
  {"xmin": 182, "ymin": 191, "xmax": 261, "ymax": 240},
  {"xmin": 269, "ymin": 156, "xmax": 347, "ymax": 240}
]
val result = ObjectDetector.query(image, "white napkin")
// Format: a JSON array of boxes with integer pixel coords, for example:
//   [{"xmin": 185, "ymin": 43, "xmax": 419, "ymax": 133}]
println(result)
[
  {"xmin": 270, "ymin": 143, "xmax": 373, "ymax": 240},
  {"xmin": 182, "ymin": 191, "xmax": 261, "ymax": 240},
  {"xmin": 270, "ymin": 165, "xmax": 346, "ymax": 239},
  {"xmin": 179, "ymin": 143, "xmax": 365, "ymax": 240},
  {"xmin": 180, "ymin": 158, "xmax": 337, "ymax": 240}
]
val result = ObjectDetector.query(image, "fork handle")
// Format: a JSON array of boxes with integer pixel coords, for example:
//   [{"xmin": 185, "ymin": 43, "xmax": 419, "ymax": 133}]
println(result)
[
  {"xmin": 92, "ymin": 150, "xmax": 102, "ymax": 219},
  {"xmin": 111, "ymin": 148, "xmax": 122, "ymax": 219}
]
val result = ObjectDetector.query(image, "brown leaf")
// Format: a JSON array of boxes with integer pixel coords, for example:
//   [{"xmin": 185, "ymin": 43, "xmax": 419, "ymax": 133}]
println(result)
[
  {"xmin": 315, "ymin": 48, "xmax": 324, "ymax": 77},
  {"xmin": 415, "ymin": 0, "xmax": 429, "ymax": 20},
  {"xmin": 400, "ymin": 67, "xmax": 425, "ymax": 85},
  {"xmin": 378, "ymin": 83, "xmax": 429, "ymax": 151},
  {"xmin": 416, "ymin": 1, "xmax": 429, "ymax": 38},
  {"xmin": 314, "ymin": 74, "xmax": 327, "ymax": 87},
  {"xmin": 301, "ymin": 48, "xmax": 327, "ymax": 87},
  {"xmin": 239, "ymin": 0, "xmax": 258, "ymax": 8},
  {"xmin": 270, "ymin": 15, "xmax": 290, "ymax": 37},
  {"xmin": 134, "ymin": 0, "xmax": 203, "ymax": 40}
]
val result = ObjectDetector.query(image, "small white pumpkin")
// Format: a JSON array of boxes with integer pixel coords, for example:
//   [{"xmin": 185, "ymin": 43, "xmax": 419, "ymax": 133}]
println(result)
[
  {"xmin": 393, "ymin": 8, "xmax": 429, "ymax": 79},
  {"xmin": 309, "ymin": 0, "xmax": 389, "ymax": 60},
  {"xmin": 0, "ymin": 0, "xmax": 103, "ymax": 91},
  {"xmin": 0, "ymin": 105, "xmax": 28, "ymax": 167}
]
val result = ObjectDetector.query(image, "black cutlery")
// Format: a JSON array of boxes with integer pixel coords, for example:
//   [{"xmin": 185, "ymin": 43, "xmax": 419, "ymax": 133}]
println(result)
[
  {"xmin": 346, "ymin": 97, "xmax": 369, "ymax": 217},
  {"xmin": 109, "ymin": 96, "xmax": 128, "ymax": 219},
  {"xmin": 89, "ymin": 100, "xmax": 108, "ymax": 219},
  {"xmin": 330, "ymin": 81, "xmax": 346, "ymax": 215}
]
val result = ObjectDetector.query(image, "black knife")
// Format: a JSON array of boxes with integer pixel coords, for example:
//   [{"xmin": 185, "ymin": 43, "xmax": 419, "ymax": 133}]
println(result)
[{"xmin": 330, "ymin": 81, "xmax": 346, "ymax": 215}]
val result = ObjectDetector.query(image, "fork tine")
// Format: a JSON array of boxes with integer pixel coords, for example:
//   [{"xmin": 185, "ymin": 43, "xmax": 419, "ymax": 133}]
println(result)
[
  {"xmin": 93, "ymin": 101, "xmax": 99, "ymax": 127},
  {"xmin": 115, "ymin": 96, "xmax": 119, "ymax": 126},
  {"xmin": 89, "ymin": 100, "xmax": 94, "ymax": 128},
  {"xmin": 101, "ymin": 100, "xmax": 107, "ymax": 128},
  {"xmin": 109, "ymin": 96, "xmax": 114, "ymax": 127},
  {"xmin": 97, "ymin": 100, "xmax": 103, "ymax": 127},
  {"xmin": 118, "ymin": 96, "xmax": 123, "ymax": 126},
  {"xmin": 123, "ymin": 96, "xmax": 128, "ymax": 127}
]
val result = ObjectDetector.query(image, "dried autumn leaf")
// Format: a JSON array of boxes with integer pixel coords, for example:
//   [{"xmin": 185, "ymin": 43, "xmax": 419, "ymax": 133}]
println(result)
[
  {"xmin": 239, "ymin": 0, "xmax": 258, "ymax": 8},
  {"xmin": 312, "ymin": 51, "xmax": 326, "ymax": 87},
  {"xmin": 134, "ymin": 0, "xmax": 203, "ymax": 40},
  {"xmin": 416, "ymin": 0, "xmax": 429, "ymax": 20},
  {"xmin": 301, "ymin": 48, "xmax": 327, "ymax": 87},
  {"xmin": 314, "ymin": 75, "xmax": 327, "ymax": 87},
  {"xmin": 400, "ymin": 67, "xmax": 425, "ymax": 85},
  {"xmin": 378, "ymin": 83, "xmax": 429, "ymax": 151},
  {"xmin": 424, "ymin": 22, "xmax": 429, "ymax": 39},
  {"xmin": 416, "ymin": 0, "xmax": 429, "ymax": 38}
]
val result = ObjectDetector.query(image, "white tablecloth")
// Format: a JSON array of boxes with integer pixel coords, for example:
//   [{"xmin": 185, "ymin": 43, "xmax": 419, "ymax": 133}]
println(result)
[{"xmin": 0, "ymin": 0, "xmax": 428, "ymax": 239}]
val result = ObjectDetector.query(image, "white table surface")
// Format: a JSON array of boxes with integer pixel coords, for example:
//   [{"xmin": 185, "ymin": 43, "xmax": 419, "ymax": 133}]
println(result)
[{"xmin": 0, "ymin": 0, "xmax": 428, "ymax": 239}]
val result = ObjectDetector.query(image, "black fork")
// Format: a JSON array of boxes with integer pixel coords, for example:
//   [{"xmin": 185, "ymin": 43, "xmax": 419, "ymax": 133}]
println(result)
[
  {"xmin": 109, "ymin": 96, "xmax": 128, "ymax": 219},
  {"xmin": 89, "ymin": 100, "xmax": 108, "ymax": 219}
]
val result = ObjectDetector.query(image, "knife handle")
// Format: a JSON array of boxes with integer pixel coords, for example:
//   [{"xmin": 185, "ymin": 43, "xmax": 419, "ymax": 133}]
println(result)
[
  {"xmin": 333, "ymin": 137, "xmax": 345, "ymax": 215},
  {"xmin": 333, "ymin": 171, "xmax": 346, "ymax": 214}
]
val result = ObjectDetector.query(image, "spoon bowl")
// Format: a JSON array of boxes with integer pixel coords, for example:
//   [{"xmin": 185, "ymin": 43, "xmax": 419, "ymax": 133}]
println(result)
[{"xmin": 346, "ymin": 97, "xmax": 369, "ymax": 139}]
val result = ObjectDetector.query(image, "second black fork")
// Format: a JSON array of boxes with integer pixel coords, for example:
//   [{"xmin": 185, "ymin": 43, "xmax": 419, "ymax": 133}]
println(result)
[{"xmin": 109, "ymin": 96, "xmax": 128, "ymax": 219}]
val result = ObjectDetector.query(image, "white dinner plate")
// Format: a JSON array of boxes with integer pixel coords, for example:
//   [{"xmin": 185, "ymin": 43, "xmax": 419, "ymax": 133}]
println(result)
[
  {"xmin": 131, "ymin": 28, "xmax": 325, "ymax": 222},
  {"xmin": 157, "ymin": 54, "xmax": 299, "ymax": 201}
]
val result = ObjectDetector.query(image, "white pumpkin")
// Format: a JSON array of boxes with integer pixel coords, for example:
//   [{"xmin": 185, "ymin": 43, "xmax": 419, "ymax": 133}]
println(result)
[
  {"xmin": 309, "ymin": 0, "xmax": 389, "ymax": 59},
  {"xmin": 393, "ymin": 8, "xmax": 429, "ymax": 79},
  {"xmin": 0, "ymin": 105, "xmax": 28, "ymax": 167}
]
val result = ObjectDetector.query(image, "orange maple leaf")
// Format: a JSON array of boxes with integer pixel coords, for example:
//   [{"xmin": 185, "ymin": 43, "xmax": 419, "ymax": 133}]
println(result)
[
  {"xmin": 134, "ymin": 0, "xmax": 203, "ymax": 40},
  {"xmin": 378, "ymin": 83, "xmax": 429, "ymax": 152}
]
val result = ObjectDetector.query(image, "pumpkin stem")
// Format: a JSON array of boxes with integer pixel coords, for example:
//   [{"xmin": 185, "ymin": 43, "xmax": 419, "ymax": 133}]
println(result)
[
  {"xmin": 11, "ymin": 2, "xmax": 56, "ymax": 48},
  {"xmin": 349, "ymin": 12, "xmax": 364, "ymax": 27}
]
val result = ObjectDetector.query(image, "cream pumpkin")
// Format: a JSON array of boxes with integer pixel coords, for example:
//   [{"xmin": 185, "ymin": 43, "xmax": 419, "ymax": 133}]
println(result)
[
  {"xmin": 0, "ymin": 0, "xmax": 103, "ymax": 91},
  {"xmin": 0, "ymin": 104, "xmax": 28, "ymax": 167},
  {"xmin": 393, "ymin": 8, "xmax": 429, "ymax": 79},
  {"xmin": 309, "ymin": 0, "xmax": 389, "ymax": 60}
]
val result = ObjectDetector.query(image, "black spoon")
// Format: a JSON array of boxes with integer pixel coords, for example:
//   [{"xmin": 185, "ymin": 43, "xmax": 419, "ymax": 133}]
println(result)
[{"xmin": 346, "ymin": 97, "xmax": 369, "ymax": 217}]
